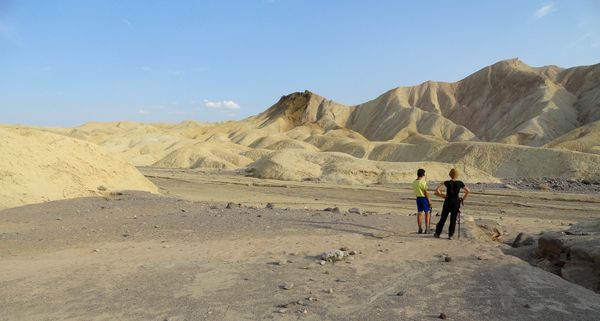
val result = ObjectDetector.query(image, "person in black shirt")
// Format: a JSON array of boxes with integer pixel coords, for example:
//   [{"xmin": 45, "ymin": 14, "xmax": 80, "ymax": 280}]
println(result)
[{"xmin": 434, "ymin": 168, "xmax": 470, "ymax": 240}]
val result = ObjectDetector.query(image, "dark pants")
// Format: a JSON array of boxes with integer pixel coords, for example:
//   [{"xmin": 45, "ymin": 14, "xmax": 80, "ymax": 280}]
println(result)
[{"xmin": 435, "ymin": 199, "xmax": 460, "ymax": 237}]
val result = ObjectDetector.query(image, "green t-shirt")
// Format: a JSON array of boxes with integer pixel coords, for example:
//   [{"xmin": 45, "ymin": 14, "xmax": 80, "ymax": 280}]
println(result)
[{"xmin": 412, "ymin": 179, "xmax": 427, "ymax": 197}]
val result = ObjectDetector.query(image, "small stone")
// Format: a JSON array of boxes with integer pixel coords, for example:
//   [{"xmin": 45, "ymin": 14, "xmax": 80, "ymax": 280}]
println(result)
[
  {"xmin": 477, "ymin": 255, "xmax": 490, "ymax": 261},
  {"xmin": 301, "ymin": 309, "xmax": 308, "ymax": 314},
  {"xmin": 181, "ymin": 208, "xmax": 186, "ymax": 212},
  {"xmin": 319, "ymin": 260, "xmax": 326, "ymax": 265},
  {"xmin": 349, "ymin": 250, "xmax": 358, "ymax": 255},
  {"xmin": 396, "ymin": 291, "xmax": 404, "ymax": 296},
  {"xmin": 439, "ymin": 312, "xmax": 447, "ymax": 319},
  {"xmin": 307, "ymin": 296, "xmax": 317, "ymax": 302},
  {"xmin": 524, "ymin": 303, "xmax": 531, "ymax": 308},
  {"xmin": 277, "ymin": 259, "xmax": 288, "ymax": 266},
  {"xmin": 97, "ymin": 185, "xmax": 107, "ymax": 191},
  {"xmin": 266, "ymin": 203, "xmax": 275, "ymax": 209},
  {"xmin": 297, "ymin": 300, "xmax": 306, "ymax": 306},
  {"xmin": 282, "ymin": 282, "xmax": 294, "ymax": 290},
  {"xmin": 277, "ymin": 308, "xmax": 288, "ymax": 314},
  {"xmin": 93, "ymin": 249, "xmax": 100, "ymax": 252},
  {"xmin": 225, "ymin": 202, "xmax": 239, "ymax": 209},
  {"xmin": 348, "ymin": 208, "xmax": 361, "ymax": 214},
  {"xmin": 154, "ymin": 225, "xmax": 159, "ymax": 229},
  {"xmin": 444, "ymin": 256, "xmax": 452, "ymax": 262},
  {"xmin": 133, "ymin": 215, "xmax": 137, "ymax": 219},
  {"xmin": 326, "ymin": 288, "xmax": 333, "ymax": 294}
]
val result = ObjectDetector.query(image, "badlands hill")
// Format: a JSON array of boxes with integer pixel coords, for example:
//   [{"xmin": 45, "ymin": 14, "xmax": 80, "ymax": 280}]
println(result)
[
  {"xmin": 544, "ymin": 120, "xmax": 600, "ymax": 155},
  {"xmin": 44, "ymin": 59, "xmax": 600, "ymax": 183},
  {"xmin": 0, "ymin": 126, "xmax": 158, "ymax": 209}
]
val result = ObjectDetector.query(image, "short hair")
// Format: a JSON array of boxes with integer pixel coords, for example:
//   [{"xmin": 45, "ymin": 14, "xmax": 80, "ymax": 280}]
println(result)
[
  {"xmin": 417, "ymin": 168, "xmax": 426, "ymax": 177},
  {"xmin": 449, "ymin": 168, "xmax": 459, "ymax": 179}
]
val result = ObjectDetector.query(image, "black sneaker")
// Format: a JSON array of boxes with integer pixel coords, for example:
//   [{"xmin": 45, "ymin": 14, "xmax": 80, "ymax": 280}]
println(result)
[
  {"xmin": 433, "ymin": 233, "xmax": 440, "ymax": 238},
  {"xmin": 418, "ymin": 228, "xmax": 423, "ymax": 234}
]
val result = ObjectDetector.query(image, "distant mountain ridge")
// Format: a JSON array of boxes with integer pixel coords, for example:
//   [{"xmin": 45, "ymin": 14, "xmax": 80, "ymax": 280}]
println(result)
[
  {"xmin": 24, "ymin": 58, "xmax": 600, "ymax": 182},
  {"xmin": 258, "ymin": 58, "xmax": 600, "ymax": 146}
]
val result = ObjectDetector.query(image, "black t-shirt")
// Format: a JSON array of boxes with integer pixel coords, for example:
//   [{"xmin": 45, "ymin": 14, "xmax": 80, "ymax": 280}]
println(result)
[{"xmin": 444, "ymin": 180, "xmax": 465, "ymax": 200}]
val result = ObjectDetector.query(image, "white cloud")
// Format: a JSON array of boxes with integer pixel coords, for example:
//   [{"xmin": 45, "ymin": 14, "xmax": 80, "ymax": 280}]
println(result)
[
  {"xmin": 137, "ymin": 108, "xmax": 149, "ymax": 115},
  {"xmin": 141, "ymin": 65, "xmax": 152, "ymax": 72},
  {"xmin": 534, "ymin": 3, "xmax": 555, "ymax": 19},
  {"xmin": 120, "ymin": 18, "xmax": 133, "ymax": 29},
  {"xmin": 168, "ymin": 69, "xmax": 184, "ymax": 76},
  {"xmin": 203, "ymin": 100, "xmax": 240, "ymax": 110}
]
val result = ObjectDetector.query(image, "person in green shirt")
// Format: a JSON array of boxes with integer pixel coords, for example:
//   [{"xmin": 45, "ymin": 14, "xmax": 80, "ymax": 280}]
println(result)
[{"xmin": 412, "ymin": 168, "xmax": 432, "ymax": 234}]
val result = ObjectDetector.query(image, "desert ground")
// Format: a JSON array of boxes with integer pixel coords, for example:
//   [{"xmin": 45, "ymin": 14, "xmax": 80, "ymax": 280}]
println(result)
[{"xmin": 1, "ymin": 168, "xmax": 599, "ymax": 321}]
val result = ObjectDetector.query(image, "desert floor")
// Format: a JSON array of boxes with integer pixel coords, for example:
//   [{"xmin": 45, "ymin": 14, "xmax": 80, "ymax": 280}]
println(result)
[{"xmin": 1, "ymin": 168, "xmax": 599, "ymax": 321}]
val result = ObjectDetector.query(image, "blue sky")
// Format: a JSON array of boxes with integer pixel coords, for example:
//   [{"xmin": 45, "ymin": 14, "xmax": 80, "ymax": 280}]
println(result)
[{"xmin": 1, "ymin": 0, "xmax": 599, "ymax": 127}]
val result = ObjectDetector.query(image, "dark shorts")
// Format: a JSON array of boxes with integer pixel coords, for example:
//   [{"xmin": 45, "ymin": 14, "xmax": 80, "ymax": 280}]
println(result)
[{"xmin": 416, "ymin": 197, "xmax": 430, "ymax": 213}]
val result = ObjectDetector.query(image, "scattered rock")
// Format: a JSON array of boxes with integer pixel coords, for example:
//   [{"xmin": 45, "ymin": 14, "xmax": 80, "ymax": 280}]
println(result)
[
  {"xmin": 511, "ymin": 232, "xmax": 535, "ymax": 248},
  {"xmin": 504, "ymin": 184, "xmax": 518, "ymax": 190},
  {"xmin": 307, "ymin": 296, "xmax": 317, "ymax": 302},
  {"xmin": 537, "ymin": 183, "xmax": 550, "ymax": 191},
  {"xmin": 524, "ymin": 303, "xmax": 531, "ymax": 309},
  {"xmin": 282, "ymin": 282, "xmax": 294, "ymax": 290},
  {"xmin": 396, "ymin": 291, "xmax": 404, "ymax": 296},
  {"xmin": 319, "ymin": 260, "xmax": 326, "ymax": 265},
  {"xmin": 93, "ymin": 249, "xmax": 100, "ymax": 253},
  {"xmin": 444, "ymin": 256, "xmax": 452, "ymax": 262},
  {"xmin": 97, "ymin": 185, "xmax": 107, "ymax": 191},
  {"xmin": 321, "ymin": 249, "xmax": 348, "ymax": 262},
  {"xmin": 277, "ymin": 308, "xmax": 288, "ymax": 314},
  {"xmin": 439, "ymin": 312, "xmax": 448, "ymax": 319},
  {"xmin": 477, "ymin": 255, "xmax": 490, "ymax": 261},
  {"xmin": 325, "ymin": 288, "xmax": 333, "ymax": 294},
  {"xmin": 225, "ymin": 202, "xmax": 240, "ymax": 209},
  {"xmin": 276, "ymin": 259, "xmax": 288, "ymax": 266},
  {"xmin": 266, "ymin": 203, "xmax": 275, "ymax": 209},
  {"xmin": 348, "ymin": 208, "xmax": 361, "ymax": 215}
]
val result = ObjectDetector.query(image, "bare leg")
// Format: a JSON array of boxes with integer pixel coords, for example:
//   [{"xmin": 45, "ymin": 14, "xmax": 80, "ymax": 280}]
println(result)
[
  {"xmin": 417, "ymin": 211, "xmax": 424, "ymax": 233},
  {"xmin": 425, "ymin": 211, "xmax": 431, "ymax": 232}
]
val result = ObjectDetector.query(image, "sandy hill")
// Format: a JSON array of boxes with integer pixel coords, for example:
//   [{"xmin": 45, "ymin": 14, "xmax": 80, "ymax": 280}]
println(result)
[
  {"xmin": 544, "ymin": 120, "xmax": 600, "ymax": 155},
  {"xmin": 46, "ymin": 59, "xmax": 600, "ymax": 183},
  {"xmin": 0, "ymin": 127, "xmax": 158, "ymax": 209}
]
